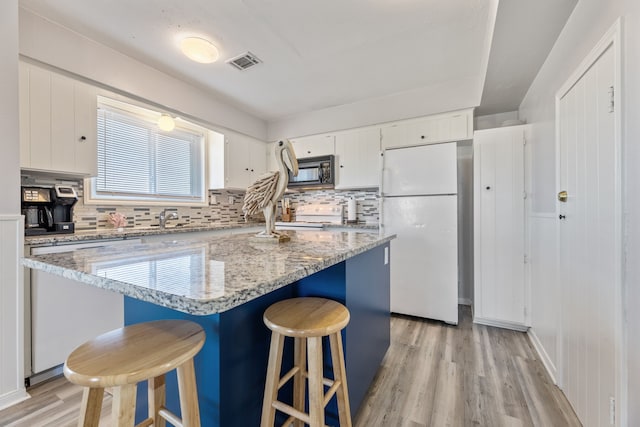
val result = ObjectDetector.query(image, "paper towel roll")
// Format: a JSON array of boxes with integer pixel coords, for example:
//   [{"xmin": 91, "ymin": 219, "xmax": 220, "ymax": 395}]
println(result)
[{"xmin": 347, "ymin": 198, "xmax": 357, "ymax": 222}]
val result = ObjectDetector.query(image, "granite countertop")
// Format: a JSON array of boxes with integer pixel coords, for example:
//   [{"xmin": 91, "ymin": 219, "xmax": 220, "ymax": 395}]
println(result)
[
  {"xmin": 24, "ymin": 222, "xmax": 262, "ymax": 246},
  {"xmin": 24, "ymin": 221, "xmax": 379, "ymax": 246},
  {"xmin": 324, "ymin": 223, "xmax": 379, "ymax": 230},
  {"xmin": 23, "ymin": 229, "xmax": 394, "ymax": 316}
]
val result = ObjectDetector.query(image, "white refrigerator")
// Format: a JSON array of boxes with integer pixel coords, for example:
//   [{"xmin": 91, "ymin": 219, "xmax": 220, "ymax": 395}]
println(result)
[{"xmin": 381, "ymin": 142, "xmax": 459, "ymax": 324}]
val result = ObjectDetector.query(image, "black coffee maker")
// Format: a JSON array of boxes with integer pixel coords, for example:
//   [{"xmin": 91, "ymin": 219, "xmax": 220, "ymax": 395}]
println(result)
[{"xmin": 21, "ymin": 185, "xmax": 78, "ymax": 235}]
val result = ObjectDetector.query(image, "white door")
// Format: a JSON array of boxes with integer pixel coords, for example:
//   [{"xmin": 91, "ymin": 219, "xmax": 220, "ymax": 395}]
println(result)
[
  {"xmin": 473, "ymin": 126, "xmax": 526, "ymax": 327},
  {"xmin": 383, "ymin": 195, "xmax": 458, "ymax": 324},
  {"xmin": 557, "ymin": 42, "xmax": 618, "ymax": 426}
]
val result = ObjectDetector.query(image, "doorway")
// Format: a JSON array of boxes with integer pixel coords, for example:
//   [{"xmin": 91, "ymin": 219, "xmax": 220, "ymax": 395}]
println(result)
[{"xmin": 556, "ymin": 20, "xmax": 623, "ymax": 427}]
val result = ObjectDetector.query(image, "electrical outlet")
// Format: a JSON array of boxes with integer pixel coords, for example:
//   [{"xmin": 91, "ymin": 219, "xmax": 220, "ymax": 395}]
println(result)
[
  {"xmin": 210, "ymin": 195, "xmax": 217, "ymax": 205},
  {"xmin": 228, "ymin": 195, "xmax": 234, "ymax": 204}
]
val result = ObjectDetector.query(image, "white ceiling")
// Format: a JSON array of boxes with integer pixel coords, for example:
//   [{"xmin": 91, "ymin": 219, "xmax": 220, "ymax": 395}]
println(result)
[
  {"xmin": 19, "ymin": 0, "xmax": 575, "ymax": 123},
  {"xmin": 479, "ymin": 0, "xmax": 577, "ymax": 116}
]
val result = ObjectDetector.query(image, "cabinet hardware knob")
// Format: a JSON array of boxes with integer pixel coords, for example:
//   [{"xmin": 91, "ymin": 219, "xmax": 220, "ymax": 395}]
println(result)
[
  {"xmin": 559, "ymin": 214, "xmax": 566, "ymax": 220},
  {"xmin": 340, "ymin": 165, "xmax": 344, "ymax": 168},
  {"xmin": 245, "ymin": 168, "xmax": 249, "ymax": 171},
  {"xmin": 421, "ymin": 135, "xmax": 425, "ymax": 139},
  {"xmin": 80, "ymin": 136, "xmax": 86, "ymax": 141},
  {"xmin": 307, "ymin": 150, "xmax": 311, "ymax": 154},
  {"xmin": 250, "ymin": 169, "xmax": 254, "ymax": 172},
  {"xmin": 486, "ymin": 186, "xmax": 491, "ymax": 190}
]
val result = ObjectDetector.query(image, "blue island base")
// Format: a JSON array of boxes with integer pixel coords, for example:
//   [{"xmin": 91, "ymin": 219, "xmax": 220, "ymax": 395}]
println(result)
[{"xmin": 125, "ymin": 244, "xmax": 390, "ymax": 427}]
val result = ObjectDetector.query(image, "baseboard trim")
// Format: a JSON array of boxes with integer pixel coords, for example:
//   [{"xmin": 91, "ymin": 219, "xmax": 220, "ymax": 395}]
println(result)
[
  {"xmin": 458, "ymin": 298, "xmax": 472, "ymax": 306},
  {"xmin": 0, "ymin": 388, "xmax": 29, "ymax": 411},
  {"xmin": 473, "ymin": 316, "xmax": 528, "ymax": 332},
  {"xmin": 527, "ymin": 329, "xmax": 558, "ymax": 385},
  {"xmin": 28, "ymin": 365, "xmax": 64, "ymax": 387}
]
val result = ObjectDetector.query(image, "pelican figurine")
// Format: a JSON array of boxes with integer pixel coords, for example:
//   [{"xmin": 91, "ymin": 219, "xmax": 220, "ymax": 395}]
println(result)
[{"xmin": 242, "ymin": 139, "xmax": 298, "ymax": 241}]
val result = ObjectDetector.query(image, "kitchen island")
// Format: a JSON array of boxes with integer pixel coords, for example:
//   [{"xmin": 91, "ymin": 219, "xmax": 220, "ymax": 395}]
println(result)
[{"xmin": 23, "ymin": 229, "xmax": 394, "ymax": 426}]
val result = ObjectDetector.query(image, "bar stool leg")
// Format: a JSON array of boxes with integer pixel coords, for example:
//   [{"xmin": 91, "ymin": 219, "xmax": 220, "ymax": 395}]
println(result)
[
  {"xmin": 293, "ymin": 337, "xmax": 307, "ymax": 427},
  {"xmin": 148, "ymin": 375, "xmax": 166, "ymax": 427},
  {"xmin": 78, "ymin": 387, "xmax": 104, "ymax": 427},
  {"xmin": 329, "ymin": 332, "xmax": 352, "ymax": 427},
  {"xmin": 112, "ymin": 384, "xmax": 137, "ymax": 427},
  {"xmin": 307, "ymin": 336, "xmax": 325, "ymax": 427},
  {"xmin": 177, "ymin": 359, "xmax": 201, "ymax": 427},
  {"xmin": 261, "ymin": 332, "xmax": 285, "ymax": 427}
]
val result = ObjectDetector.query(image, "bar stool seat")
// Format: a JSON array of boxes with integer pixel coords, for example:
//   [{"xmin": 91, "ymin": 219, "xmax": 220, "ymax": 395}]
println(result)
[
  {"xmin": 64, "ymin": 319, "xmax": 205, "ymax": 427},
  {"xmin": 261, "ymin": 297, "xmax": 352, "ymax": 427}
]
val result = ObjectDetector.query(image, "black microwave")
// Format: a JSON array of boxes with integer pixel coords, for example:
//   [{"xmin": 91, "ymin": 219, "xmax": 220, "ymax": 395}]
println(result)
[{"xmin": 288, "ymin": 155, "xmax": 335, "ymax": 189}]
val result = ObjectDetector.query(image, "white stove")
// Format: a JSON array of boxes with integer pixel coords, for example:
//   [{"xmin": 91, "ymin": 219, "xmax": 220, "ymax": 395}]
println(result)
[{"xmin": 275, "ymin": 203, "xmax": 343, "ymax": 230}]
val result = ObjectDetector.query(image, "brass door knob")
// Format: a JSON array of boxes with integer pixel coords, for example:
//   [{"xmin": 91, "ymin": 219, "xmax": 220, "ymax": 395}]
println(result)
[{"xmin": 558, "ymin": 191, "xmax": 568, "ymax": 202}]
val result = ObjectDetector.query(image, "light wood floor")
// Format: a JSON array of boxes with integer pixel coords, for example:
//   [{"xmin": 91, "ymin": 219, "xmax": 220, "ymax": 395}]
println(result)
[
  {"xmin": 0, "ymin": 306, "xmax": 580, "ymax": 427},
  {"xmin": 355, "ymin": 306, "xmax": 581, "ymax": 426}
]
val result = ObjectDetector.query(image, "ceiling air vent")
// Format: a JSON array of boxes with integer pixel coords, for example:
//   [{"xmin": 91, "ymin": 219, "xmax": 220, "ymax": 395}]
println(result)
[{"xmin": 226, "ymin": 52, "xmax": 262, "ymax": 71}]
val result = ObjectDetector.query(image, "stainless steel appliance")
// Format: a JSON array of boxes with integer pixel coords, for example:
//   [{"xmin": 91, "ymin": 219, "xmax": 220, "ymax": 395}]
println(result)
[
  {"xmin": 287, "ymin": 155, "xmax": 335, "ymax": 189},
  {"xmin": 21, "ymin": 185, "xmax": 78, "ymax": 235}
]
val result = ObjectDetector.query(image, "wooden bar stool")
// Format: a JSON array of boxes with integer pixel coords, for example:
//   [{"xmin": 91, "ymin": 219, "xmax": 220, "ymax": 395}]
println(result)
[
  {"xmin": 63, "ymin": 319, "xmax": 205, "ymax": 427},
  {"xmin": 261, "ymin": 297, "xmax": 352, "ymax": 427}
]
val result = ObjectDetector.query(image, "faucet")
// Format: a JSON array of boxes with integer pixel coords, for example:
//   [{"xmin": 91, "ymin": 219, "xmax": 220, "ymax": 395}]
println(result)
[{"xmin": 159, "ymin": 209, "xmax": 179, "ymax": 229}]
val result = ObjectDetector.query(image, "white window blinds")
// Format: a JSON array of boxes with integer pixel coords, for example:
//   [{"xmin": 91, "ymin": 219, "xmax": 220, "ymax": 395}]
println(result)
[{"xmin": 93, "ymin": 105, "xmax": 205, "ymax": 203}]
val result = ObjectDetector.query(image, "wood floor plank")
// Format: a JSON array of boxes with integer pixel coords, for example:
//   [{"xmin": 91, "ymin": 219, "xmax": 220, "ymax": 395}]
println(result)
[{"xmin": 0, "ymin": 306, "xmax": 580, "ymax": 427}]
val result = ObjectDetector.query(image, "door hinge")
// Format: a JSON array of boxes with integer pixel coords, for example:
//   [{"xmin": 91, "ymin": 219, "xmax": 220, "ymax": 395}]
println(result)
[
  {"xmin": 609, "ymin": 396, "xmax": 616, "ymax": 426},
  {"xmin": 523, "ymin": 191, "xmax": 527, "ymax": 199},
  {"xmin": 524, "ymin": 254, "xmax": 528, "ymax": 264},
  {"xmin": 609, "ymin": 86, "xmax": 615, "ymax": 113},
  {"xmin": 523, "ymin": 139, "xmax": 527, "ymax": 146}
]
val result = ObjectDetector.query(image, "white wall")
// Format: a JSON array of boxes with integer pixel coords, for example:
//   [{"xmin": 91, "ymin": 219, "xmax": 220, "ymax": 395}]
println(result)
[
  {"xmin": 18, "ymin": 8, "xmax": 268, "ymax": 142},
  {"xmin": 0, "ymin": 0, "xmax": 28, "ymax": 410},
  {"xmin": 519, "ymin": 0, "xmax": 640, "ymax": 424},
  {"xmin": 474, "ymin": 111, "xmax": 519, "ymax": 130},
  {"xmin": 267, "ymin": 79, "xmax": 480, "ymax": 141},
  {"xmin": 457, "ymin": 143, "xmax": 474, "ymax": 304}
]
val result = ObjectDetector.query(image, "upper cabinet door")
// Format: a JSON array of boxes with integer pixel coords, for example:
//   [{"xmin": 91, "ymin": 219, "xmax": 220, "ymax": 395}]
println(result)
[
  {"xmin": 28, "ymin": 65, "xmax": 52, "ymax": 171},
  {"xmin": 335, "ymin": 128, "xmax": 381, "ymax": 189},
  {"xmin": 19, "ymin": 62, "xmax": 30, "ymax": 168},
  {"xmin": 290, "ymin": 134, "xmax": 335, "ymax": 159},
  {"xmin": 381, "ymin": 109, "xmax": 473, "ymax": 149},
  {"xmin": 50, "ymin": 73, "xmax": 76, "ymax": 173},
  {"xmin": 223, "ymin": 133, "xmax": 268, "ymax": 189},
  {"xmin": 74, "ymin": 81, "xmax": 98, "ymax": 177},
  {"xmin": 380, "ymin": 123, "xmax": 409, "ymax": 150},
  {"xmin": 19, "ymin": 62, "xmax": 98, "ymax": 176}
]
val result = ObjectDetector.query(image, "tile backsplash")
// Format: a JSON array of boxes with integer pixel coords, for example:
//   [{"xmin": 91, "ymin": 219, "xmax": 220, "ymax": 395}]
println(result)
[
  {"xmin": 284, "ymin": 189, "xmax": 380, "ymax": 224},
  {"xmin": 21, "ymin": 174, "xmax": 380, "ymax": 231}
]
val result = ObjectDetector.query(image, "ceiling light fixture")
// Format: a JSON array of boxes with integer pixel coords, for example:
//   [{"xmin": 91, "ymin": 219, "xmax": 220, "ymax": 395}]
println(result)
[
  {"xmin": 158, "ymin": 114, "xmax": 176, "ymax": 131},
  {"xmin": 180, "ymin": 37, "xmax": 219, "ymax": 64}
]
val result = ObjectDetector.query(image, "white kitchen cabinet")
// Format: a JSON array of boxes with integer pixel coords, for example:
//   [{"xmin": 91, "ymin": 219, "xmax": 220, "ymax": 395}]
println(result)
[
  {"xmin": 19, "ymin": 62, "xmax": 98, "ymax": 176},
  {"xmin": 381, "ymin": 109, "xmax": 473, "ymax": 149},
  {"xmin": 335, "ymin": 127, "xmax": 381, "ymax": 189},
  {"xmin": 209, "ymin": 131, "xmax": 267, "ymax": 190},
  {"xmin": 291, "ymin": 134, "xmax": 335, "ymax": 158},
  {"xmin": 473, "ymin": 125, "xmax": 527, "ymax": 330},
  {"xmin": 74, "ymin": 81, "xmax": 99, "ymax": 176}
]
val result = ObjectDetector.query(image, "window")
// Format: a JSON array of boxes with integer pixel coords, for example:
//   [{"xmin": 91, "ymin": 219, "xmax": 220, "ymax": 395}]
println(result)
[{"xmin": 87, "ymin": 99, "xmax": 206, "ymax": 205}]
